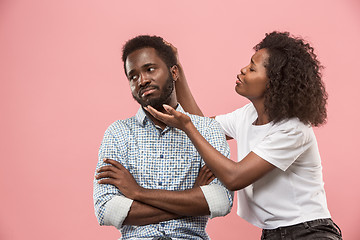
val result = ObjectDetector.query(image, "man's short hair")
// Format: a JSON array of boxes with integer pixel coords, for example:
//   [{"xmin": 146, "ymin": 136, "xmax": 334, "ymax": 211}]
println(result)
[{"xmin": 122, "ymin": 35, "xmax": 177, "ymax": 74}]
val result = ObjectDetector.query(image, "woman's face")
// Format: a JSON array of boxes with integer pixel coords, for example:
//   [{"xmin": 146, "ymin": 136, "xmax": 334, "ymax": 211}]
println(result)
[{"xmin": 235, "ymin": 48, "xmax": 269, "ymax": 101}]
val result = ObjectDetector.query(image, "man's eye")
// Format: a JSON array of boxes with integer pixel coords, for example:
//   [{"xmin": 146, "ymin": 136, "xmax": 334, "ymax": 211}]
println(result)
[
  {"xmin": 148, "ymin": 67, "xmax": 155, "ymax": 72},
  {"xmin": 129, "ymin": 75, "xmax": 138, "ymax": 81}
]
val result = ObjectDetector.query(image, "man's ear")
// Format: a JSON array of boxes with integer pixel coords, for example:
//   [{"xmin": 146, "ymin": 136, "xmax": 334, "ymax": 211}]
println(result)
[{"xmin": 170, "ymin": 65, "xmax": 179, "ymax": 81}]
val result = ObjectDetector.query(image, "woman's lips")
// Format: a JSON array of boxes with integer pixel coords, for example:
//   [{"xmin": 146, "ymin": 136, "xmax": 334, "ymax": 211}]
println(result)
[{"xmin": 236, "ymin": 78, "xmax": 243, "ymax": 85}]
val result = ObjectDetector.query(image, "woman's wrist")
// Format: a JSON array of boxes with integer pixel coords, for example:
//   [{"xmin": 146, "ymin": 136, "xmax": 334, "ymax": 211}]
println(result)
[{"xmin": 183, "ymin": 121, "xmax": 196, "ymax": 136}]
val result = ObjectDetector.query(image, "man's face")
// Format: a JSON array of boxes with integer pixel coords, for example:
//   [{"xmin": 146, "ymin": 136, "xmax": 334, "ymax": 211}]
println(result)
[{"xmin": 125, "ymin": 47, "xmax": 174, "ymax": 109}]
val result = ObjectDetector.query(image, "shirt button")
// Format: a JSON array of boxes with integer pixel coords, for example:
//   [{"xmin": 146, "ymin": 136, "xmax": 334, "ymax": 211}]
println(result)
[
  {"xmin": 159, "ymin": 181, "xmax": 162, "ymax": 186},
  {"xmin": 160, "ymin": 222, "xmax": 165, "ymax": 227},
  {"xmin": 160, "ymin": 154, "xmax": 164, "ymax": 158}
]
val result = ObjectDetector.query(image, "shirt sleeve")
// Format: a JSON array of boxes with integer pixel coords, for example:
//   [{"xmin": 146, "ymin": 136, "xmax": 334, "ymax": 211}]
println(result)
[
  {"xmin": 200, "ymin": 119, "xmax": 234, "ymax": 218},
  {"xmin": 93, "ymin": 122, "xmax": 133, "ymax": 228},
  {"xmin": 200, "ymin": 184, "xmax": 232, "ymax": 218},
  {"xmin": 252, "ymin": 120, "xmax": 313, "ymax": 171}
]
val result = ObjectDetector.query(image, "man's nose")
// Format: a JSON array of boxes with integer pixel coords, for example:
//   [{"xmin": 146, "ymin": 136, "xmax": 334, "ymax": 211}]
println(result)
[{"xmin": 138, "ymin": 73, "xmax": 151, "ymax": 86}]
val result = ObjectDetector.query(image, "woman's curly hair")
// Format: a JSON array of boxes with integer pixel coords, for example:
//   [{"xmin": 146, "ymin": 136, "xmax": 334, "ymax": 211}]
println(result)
[{"xmin": 254, "ymin": 31, "xmax": 328, "ymax": 126}]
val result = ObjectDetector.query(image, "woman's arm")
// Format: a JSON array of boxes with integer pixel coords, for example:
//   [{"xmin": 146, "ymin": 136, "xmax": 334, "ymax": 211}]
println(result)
[
  {"xmin": 145, "ymin": 105, "xmax": 275, "ymax": 191},
  {"xmin": 175, "ymin": 61, "xmax": 204, "ymax": 116},
  {"xmin": 166, "ymin": 42, "xmax": 234, "ymax": 140},
  {"xmin": 166, "ymin": 42, "xmax": 204, "ymax": 116}
]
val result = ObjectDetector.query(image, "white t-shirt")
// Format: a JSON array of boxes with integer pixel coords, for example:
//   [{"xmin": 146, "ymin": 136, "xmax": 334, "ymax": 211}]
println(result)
[{"xmin": 215, "ymin": 103, "xmax": 331, "ymax": 229}]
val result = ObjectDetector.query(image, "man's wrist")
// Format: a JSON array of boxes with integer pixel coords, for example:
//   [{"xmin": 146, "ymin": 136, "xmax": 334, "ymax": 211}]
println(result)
[{"xmin": 133, "ymin": 186, "xmax": 147, "ymax": 202}]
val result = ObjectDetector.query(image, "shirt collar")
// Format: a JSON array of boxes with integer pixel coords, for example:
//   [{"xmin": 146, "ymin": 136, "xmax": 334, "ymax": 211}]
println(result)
[{"xmin": 135, "ymin": 104, "xmax": 185, "ymax": 127}]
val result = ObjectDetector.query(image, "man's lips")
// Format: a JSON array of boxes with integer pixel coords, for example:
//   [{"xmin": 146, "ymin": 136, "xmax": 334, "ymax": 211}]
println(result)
[{"xmin": 139, "ymin": 86, "xmax": 158, "ymax": 98}]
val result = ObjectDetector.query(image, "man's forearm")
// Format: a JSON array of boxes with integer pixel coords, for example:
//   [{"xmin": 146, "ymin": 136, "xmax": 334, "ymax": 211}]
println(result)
[
  {"xmin": 97, "ymin": 159, "xmax": 211, "ymax": 217},
  {"xmin": 133, "ymin": 187, "xmax": 210, "ymax": 216},
  {"xmin": 123, "ymin": 200, "xmax": 181, "ymax": 226}
]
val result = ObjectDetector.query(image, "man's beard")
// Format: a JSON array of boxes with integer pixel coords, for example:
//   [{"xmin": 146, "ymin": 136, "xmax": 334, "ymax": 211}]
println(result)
[{"xmin": 132, "ymin": 74, "xmax": 175, "ymax": 110}]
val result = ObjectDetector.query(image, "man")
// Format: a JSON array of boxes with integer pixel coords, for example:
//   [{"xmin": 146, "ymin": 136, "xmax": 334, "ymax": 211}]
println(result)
[{"xmin": 93, "ymin": 35, "xmax": 233, "ymax": 240}]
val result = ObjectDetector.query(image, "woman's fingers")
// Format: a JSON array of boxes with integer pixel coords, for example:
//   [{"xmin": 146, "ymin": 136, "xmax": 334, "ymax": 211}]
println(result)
[
  {"xmin": 145, "ymin": 106, "xmax": 173, "ymax": 122},
  {"xmin": 145, "ymin": 105, "xmax": 191, "ymax": 131},
  {"xmin": 163, "ymin": 40, "xmax": 179, "ymax": 61},
  {"xmin": 163, "ymin": 104, "xmax": 177, "ymax": 116}
]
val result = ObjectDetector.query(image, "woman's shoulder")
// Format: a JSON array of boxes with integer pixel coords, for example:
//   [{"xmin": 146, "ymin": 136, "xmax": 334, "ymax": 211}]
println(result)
[
  {"xmin": 270, "ymin": 118, "xmax": 313, "ymax": 139},
  {"xmin": 274, "ymin": 117, "xmax": 310, "ymax": 128},
  {"xmin": 218, "ymin": 102, "xmax": 256, "ymax": 119}
]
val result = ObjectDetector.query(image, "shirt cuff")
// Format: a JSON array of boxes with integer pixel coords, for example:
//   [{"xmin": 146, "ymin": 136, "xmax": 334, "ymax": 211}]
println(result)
[
  {"xmin": 103, "ymin": 195, "xmax": 133, "ymax": 228},
  {"xmin": 200, "ymin": 184, "xmax": 231, "ymax": 218}
]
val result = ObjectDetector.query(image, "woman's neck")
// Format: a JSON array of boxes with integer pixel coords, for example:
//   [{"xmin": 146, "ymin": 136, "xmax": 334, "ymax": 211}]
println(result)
[{"xmin": 251, "ymin": 99, "xmax": 270, "ymax": 125}]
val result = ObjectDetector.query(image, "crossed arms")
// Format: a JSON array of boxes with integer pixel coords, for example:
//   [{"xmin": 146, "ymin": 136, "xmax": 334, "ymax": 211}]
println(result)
[
  {"xmin": 93, "ymin": 122, "xmax": 233, "ymax": 228},
  {"xmin": 95, "ymin": 159, "xmax": 218, "ymax": 226}
]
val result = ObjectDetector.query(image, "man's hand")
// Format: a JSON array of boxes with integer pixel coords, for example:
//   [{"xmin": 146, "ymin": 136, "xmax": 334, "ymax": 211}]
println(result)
[
  {"xmin": 96, "ymin": 159, "xmax": 143, "ymax": 199},
  {"xmin": 194, "ymin": 165, "xmax": 215, "ymax": 188}
]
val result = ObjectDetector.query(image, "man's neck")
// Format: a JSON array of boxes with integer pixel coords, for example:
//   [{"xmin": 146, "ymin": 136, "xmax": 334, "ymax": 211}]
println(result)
[{"xmin": 144, "ymin": 103, "xmax": 178, "ymax": 130}]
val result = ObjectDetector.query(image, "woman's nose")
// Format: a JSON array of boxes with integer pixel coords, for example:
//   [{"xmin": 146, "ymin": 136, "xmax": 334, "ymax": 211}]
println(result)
[{"xmin": 240, "ymin": 67, "xmax": 246, "ymax": 75}]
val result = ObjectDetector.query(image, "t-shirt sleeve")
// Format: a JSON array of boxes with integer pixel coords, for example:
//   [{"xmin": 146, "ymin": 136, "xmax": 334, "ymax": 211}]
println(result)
[
  {"xmin": 215, "ymin": 111, "xmax": 236, "ymax": 138},
  {"xmin": 215, "ymin": 108, "xmax": 243, "ymax": 139},
  {"xmin": 252, "ymin": 121, "xmax": 313, "ymax": 171}
]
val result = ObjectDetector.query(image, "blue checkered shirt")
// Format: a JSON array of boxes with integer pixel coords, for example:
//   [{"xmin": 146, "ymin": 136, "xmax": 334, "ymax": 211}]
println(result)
[{"xmin": 93, "ymin": 105, "xmax": 233, "ymax": 240}]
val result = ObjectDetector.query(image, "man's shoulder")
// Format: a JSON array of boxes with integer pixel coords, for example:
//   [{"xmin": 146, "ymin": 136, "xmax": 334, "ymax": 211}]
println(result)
[
  {"xmin": 188, "ymin": 113, "xmax": 213, "ymax": 124},
  {"xmin": 106, "ymin": 116, "xmax": 138, "ymax": 133},
  {"xmin": 188, "ymin": 114, "xmax": 222, "ymax": 132},
  {"xmin": 188, "ymin": 114, "xmax": 229, "ymax": 151}
]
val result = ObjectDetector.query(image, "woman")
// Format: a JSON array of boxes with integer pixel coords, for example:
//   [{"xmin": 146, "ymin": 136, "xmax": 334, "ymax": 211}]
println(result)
[{"xmin": 145, "ymin": 31, "xmax": 342, "ymax": 239}]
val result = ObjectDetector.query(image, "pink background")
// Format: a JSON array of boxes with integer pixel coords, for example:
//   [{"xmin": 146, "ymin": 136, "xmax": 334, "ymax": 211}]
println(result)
[{"xmin": 1, "ymin": 0, "xmax": 359, "ymax": 239}]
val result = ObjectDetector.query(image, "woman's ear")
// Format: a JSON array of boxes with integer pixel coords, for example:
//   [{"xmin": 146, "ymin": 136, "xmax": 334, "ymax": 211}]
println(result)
[{"xmin": 170, "ymin": 65, "xmax": 179, "ymax": 81}]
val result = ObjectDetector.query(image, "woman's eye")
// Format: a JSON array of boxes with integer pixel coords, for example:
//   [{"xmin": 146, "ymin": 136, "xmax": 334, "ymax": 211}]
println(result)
[{"xmin": 249, "ymin": 68, "xmax": 255, "ymax": 72}]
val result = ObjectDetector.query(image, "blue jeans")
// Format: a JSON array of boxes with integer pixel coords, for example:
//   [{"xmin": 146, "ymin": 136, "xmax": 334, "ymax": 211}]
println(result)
[{"xmin": 261, "ymin": 218, "xmax": 342, "ymax": 240}]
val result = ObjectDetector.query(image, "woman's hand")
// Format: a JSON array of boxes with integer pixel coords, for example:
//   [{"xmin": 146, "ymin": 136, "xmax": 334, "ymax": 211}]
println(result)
[
  {"xmin": 145, "ymin": 104, "xmax": 192, "ymax": 132},
  {"xmin": 163, "ymin": 40, "xmax": 180, "ymax": 65}
]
